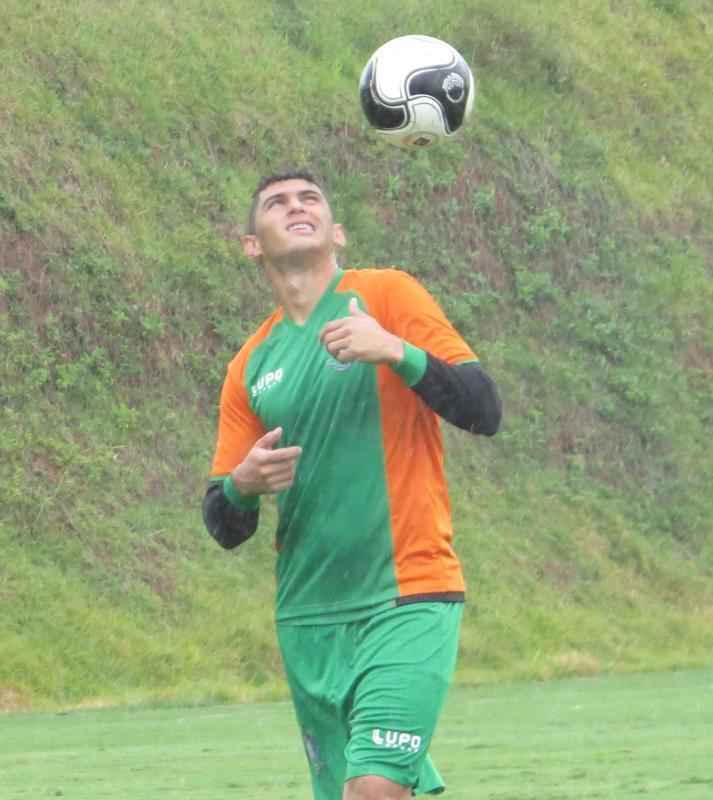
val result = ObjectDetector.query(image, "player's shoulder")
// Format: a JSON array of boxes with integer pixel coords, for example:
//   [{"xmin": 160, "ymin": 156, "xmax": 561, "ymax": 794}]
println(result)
[
  {"xmin": 340, "ymin": 266, "xmax": 419, "ymax": 282},
  {"xmin": 339, "ymin": 266, "xmax": 425, "ymax": 292},
  {"xmin": 339, "ymin": 268, "xmax": 435, "ymax": 320}
]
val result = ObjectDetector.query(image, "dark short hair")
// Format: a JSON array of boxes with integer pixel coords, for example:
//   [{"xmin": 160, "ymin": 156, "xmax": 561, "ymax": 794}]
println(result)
[{"xmin": 246, "ymin": 169, "xmax": 326, "ymax": 235}]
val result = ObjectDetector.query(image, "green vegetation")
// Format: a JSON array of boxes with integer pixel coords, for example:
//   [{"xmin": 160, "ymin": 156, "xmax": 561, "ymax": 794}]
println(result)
[
  {"xmin": 1, "ymin": 0, "xmax": 711, "ymax": 709},
  {"xmin": 2, "ymin": 670, "xmax": 712, "ymax": 798}
]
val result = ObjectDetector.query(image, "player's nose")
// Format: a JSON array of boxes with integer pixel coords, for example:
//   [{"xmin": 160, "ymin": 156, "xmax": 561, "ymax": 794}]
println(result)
[{"xmin": 286, "ymin": 194, "xmax": 305, "ymax": 212}]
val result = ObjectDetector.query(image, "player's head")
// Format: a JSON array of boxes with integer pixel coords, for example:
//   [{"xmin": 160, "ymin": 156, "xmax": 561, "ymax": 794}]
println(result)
[
  {"xmin": 246, "ymin": 170, "xmax": 325, "ymax": 235},
  {"xmin": 242, "ymin": 170, "xmax": 345, "ymax": 268}
]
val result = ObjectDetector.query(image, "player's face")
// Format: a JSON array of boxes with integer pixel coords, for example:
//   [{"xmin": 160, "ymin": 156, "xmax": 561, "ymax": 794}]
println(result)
[{"xmin": 244, "ymin": 179, "xmax": 345, "ymax": 266}]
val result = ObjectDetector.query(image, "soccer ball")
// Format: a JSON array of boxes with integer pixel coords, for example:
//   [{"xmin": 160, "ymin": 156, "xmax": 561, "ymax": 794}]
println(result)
[{"xmin": 359, "ymin": 35, "xmax": 475, "ymax": 148}]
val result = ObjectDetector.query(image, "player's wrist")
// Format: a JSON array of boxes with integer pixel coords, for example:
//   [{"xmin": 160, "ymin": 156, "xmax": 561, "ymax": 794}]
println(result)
[
  {"xmin": 383, "ymin": 334, "xmax": 405, "ymax": 364},
  {"xmin": 224, "ymin": 473, "xmax": 260, "ymax": 509},
  {"xmin": 390, "ymin": 341, "xmax": 427, "ymax": 386}
]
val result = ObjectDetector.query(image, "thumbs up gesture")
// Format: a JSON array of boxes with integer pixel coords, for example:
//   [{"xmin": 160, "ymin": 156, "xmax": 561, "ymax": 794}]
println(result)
[
  {"xmin": 319, "ymin": 297, "xmax": 405, "ymax": 365},
  {"xmin": 348, "ymin": 297, "xmax": 365, "ymax": 317}
]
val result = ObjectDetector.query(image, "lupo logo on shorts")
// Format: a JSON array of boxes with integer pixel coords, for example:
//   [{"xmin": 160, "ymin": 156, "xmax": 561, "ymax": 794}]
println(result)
[{"xmin": 371, "ymin": 728, "xmax": 422, "ymax": 753}]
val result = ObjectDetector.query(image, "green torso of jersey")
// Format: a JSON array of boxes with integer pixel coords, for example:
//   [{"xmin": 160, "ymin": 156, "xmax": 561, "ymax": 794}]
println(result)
[{"xmin": 245, "ymin": 271, "xmax": 397, "ymax": 623}]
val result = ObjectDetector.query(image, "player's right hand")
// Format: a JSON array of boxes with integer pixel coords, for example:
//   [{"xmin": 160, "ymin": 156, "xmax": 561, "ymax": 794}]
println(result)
[{"xmin": 230, "ymin": 427, "xmax": 302, "ymax": 496}]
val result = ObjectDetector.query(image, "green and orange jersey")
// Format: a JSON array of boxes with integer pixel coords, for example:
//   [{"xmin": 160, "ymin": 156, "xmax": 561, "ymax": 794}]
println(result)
[{"xmin": 209, "ymin": 267, "xmax": 478, "ymax": 624}]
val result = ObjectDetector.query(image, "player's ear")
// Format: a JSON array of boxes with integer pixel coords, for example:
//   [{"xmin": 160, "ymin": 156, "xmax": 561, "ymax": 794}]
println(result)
[
  {"xmin": 332, "ymin": 223, "xmax": 346, "ymax": 249},
  {"xmin": 241, "ymin": 234, "xmax": 263, "ymax": 261}
]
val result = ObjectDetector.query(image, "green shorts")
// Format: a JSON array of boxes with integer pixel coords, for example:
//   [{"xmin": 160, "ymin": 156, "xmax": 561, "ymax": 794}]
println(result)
[{"xmin": 277, "ymin": 601, "xmax": 463, "ymax": 800}]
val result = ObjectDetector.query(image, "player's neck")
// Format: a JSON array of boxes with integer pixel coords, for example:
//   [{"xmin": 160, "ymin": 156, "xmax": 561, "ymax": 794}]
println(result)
[{"xmin": 265, "ymin": 257, "xmax": 339, "ymax": 325}]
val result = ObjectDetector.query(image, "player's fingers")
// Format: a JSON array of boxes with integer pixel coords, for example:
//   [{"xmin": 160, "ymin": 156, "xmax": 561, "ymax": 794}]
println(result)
[
  {"xmin": 335, "ymin": 346, "xmax": 357, "ymax": 363},
  {"xmin": 271, "ymin": 477, "xmax": 295, "ymax": 492},
  {"xmin": 330, "ymin": 344, "xmax": 355, "ymax": 361},
  {"xmin": 318, "ymin": 319, "xmax": 348, "ymax": 342},
  {"xmin": 263, "ymin": 460, "xmax": 298, "ymax": 480},
  {"xmin": 327, "ymin": 340, "xmax": 352, "ymax": 359},
  {"xmin": 268, "ymin": 463, "xmax": 296, "ymax": 482},
  {"xmin": 267, "ymin": 464, "xmax": 297, "ymax": 489},
  {"xmin": 254, "ymin": 427, "xmax": 283, "ymax": 449},
  {"xmin": 266, "ymin": 475, "xmax": 292, "ymax": 491},
  {"xmin": 262, "ymin": 446, "xmax": 302, "ymax": 463},
  {"xmin": 321, "ymin": 327, "xmax": 351, "ymax": 347}
]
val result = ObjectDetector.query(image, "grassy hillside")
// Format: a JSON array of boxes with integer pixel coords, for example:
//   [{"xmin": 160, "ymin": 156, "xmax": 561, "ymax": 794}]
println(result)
[{"xmin": 1, "ymin": 0, "xmax": 712, "ymax": 710}]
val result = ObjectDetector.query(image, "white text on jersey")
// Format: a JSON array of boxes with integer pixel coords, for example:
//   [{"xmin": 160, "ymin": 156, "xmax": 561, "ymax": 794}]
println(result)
[{"xmin": 251, "ymin": 368, "xmax": 284, "ymax": 398}]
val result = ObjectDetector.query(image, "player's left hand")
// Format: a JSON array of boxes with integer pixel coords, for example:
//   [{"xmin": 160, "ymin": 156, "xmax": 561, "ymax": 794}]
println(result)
[{"xmin": 319, "ymin": 298, "xmax": 404, "ymax": 364}]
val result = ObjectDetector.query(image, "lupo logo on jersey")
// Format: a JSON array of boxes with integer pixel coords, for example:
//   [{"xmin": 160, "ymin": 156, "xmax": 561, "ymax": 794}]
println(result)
[
  {"xmin": 371, "ymin": 728, "xmax": 423, "ymax": 753},
  {"xmin": 251, "ymin": 368, "xmax": 284, "ymax": 398}
]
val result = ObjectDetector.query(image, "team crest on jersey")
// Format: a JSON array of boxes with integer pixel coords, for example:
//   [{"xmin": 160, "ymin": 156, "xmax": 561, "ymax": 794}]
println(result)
[
  {"xmin": 250, "ymin": 368, "xmax": 284, "ymax": 398},
  {"xmin": 325, "ymin": 357, "xmax": 353, "ymax": 372}
]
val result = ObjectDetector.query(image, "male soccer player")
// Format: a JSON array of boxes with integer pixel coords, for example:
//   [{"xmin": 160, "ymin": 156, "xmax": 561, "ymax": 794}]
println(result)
[{"xmin": 202, "ymin": 170, "xmax": 501, "ymax": 800}]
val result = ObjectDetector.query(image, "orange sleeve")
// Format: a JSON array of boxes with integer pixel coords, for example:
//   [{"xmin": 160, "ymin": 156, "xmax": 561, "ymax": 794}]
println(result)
[
  {"xmin": 378, "ymin": 269, "xmax": 478, "ymax": 364},
  {"xmin": 210, "ymin": 353, "xmax": 266, "ymax": 477}
]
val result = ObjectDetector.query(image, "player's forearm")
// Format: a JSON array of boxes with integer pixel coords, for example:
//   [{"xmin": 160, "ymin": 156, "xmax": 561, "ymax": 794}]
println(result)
[
  {"xmin": 418, "ymin": 355, "xmax": 501, "ymax": 435},
  {"xmin": 395, "ymin": 348, "xmax": 502, "ymax": 435},
  {"xmin": 202, "ymin": 479, "xmax": 259, "ymax": 549}
]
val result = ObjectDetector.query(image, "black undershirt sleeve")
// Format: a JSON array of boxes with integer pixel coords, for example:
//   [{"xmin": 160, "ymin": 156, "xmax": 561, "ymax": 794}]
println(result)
[
  {"xmin": 411, "ymin": 355, "xmax": 502, "ymax": 436},
  {"xmin": 202, "ymin": 480, "xmax": 259, "ymax": 549}
]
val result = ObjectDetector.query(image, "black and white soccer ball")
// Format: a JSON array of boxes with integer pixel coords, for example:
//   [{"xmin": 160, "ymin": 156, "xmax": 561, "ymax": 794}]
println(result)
[{"xmin": 359, "ymin": 35, "xmax": 475, "ymax": 148}]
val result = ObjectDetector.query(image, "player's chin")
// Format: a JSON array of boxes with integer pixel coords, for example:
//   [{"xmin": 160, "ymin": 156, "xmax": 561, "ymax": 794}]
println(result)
[
  {"xmin": 288, "ymin": 238, "xmax": 320, "ymax": 251},
  {"xmin": 281, "ymin": 239, "xmax": 329, "ymax": 262}
]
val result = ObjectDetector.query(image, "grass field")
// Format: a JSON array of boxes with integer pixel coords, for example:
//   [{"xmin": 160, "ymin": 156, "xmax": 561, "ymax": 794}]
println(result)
[{"xmin": 2, "ymin": 669, "xmax": 712, "ymax": 799}]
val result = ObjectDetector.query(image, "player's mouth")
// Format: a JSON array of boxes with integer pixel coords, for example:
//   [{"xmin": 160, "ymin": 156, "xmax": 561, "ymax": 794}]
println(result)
[{"xmin": 286, "ymin": 222, "xmax": 315, "ymax": 234}]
